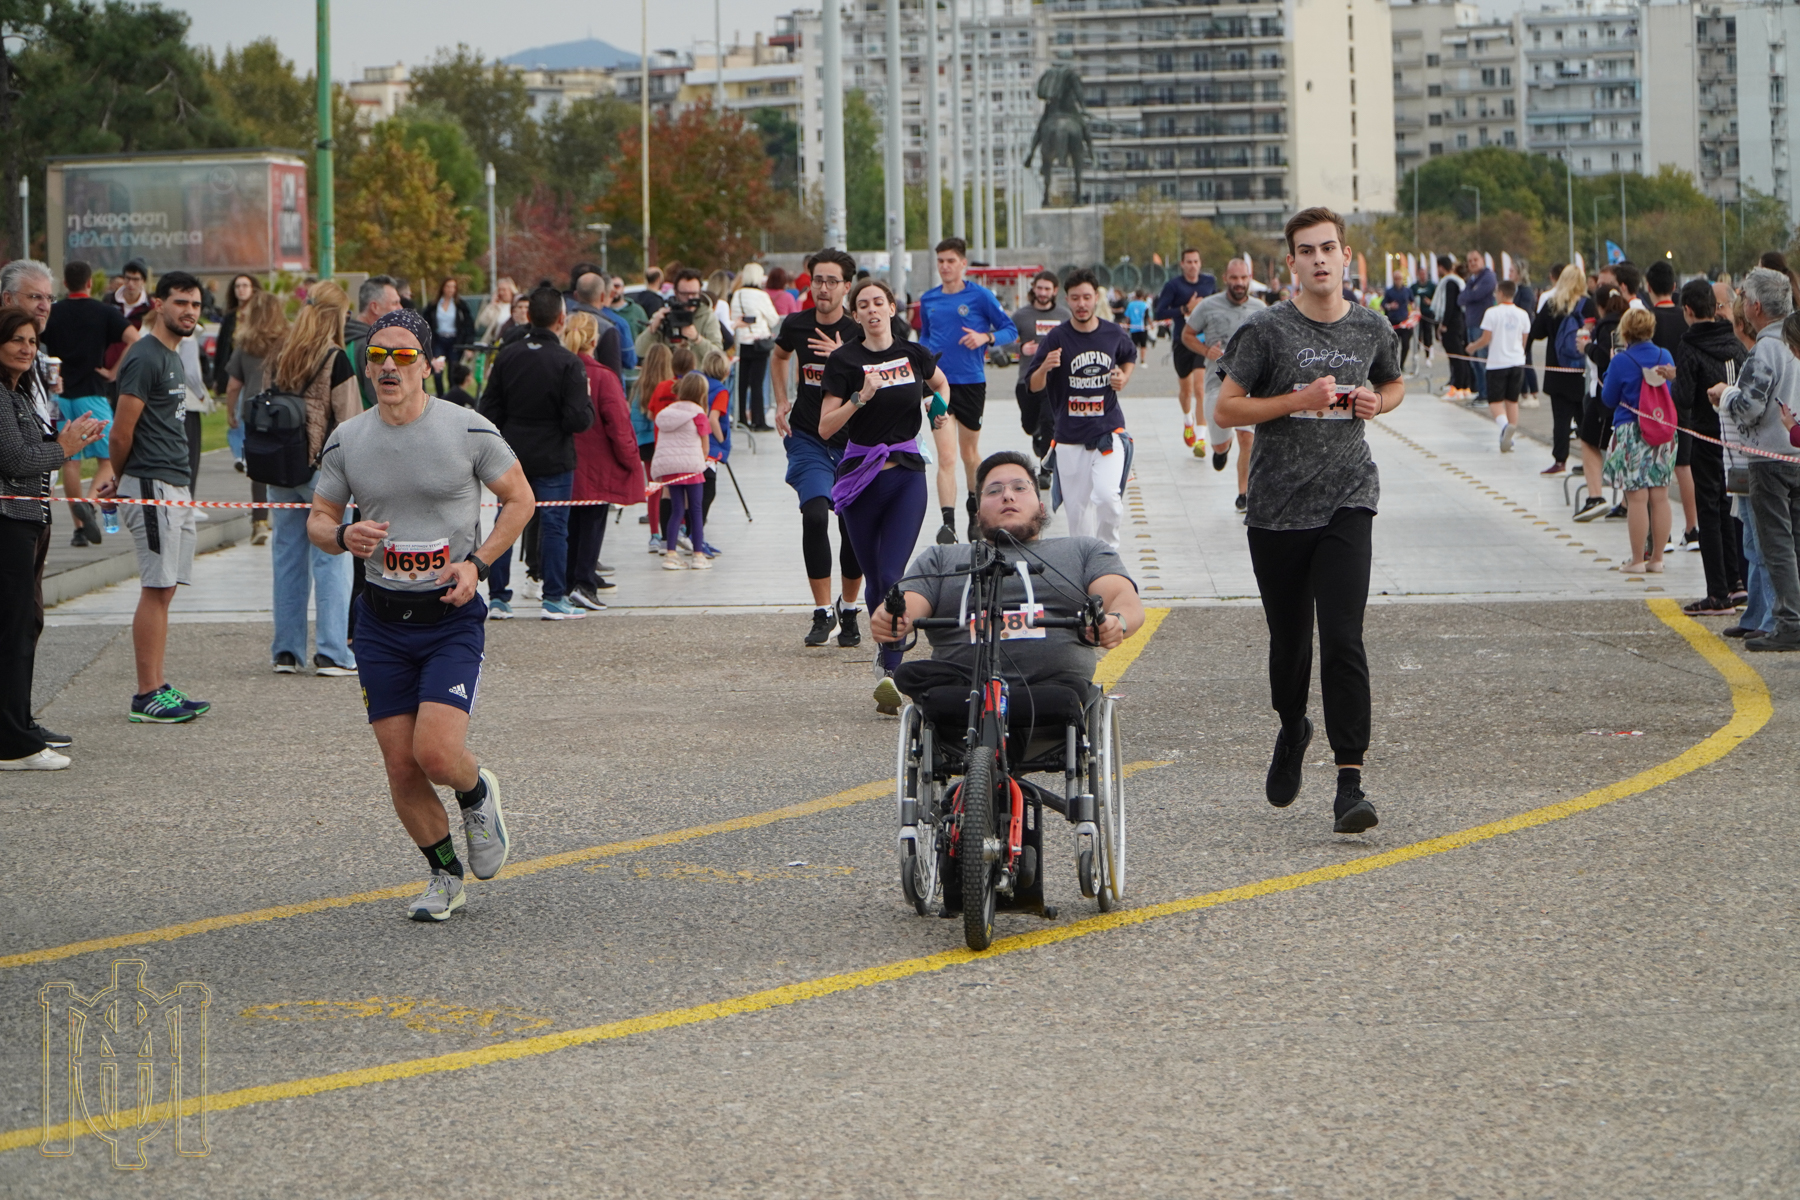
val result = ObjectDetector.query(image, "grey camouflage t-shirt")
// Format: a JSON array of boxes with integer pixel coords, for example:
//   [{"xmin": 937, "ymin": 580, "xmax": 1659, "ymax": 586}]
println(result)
[
  {"xmin": 1220, "ymin": 300, "xmax": 1401, "ymax": 530},
  {"xmin": 314, "ymin": 397, "xmax": 518, "ymax": 592},
  {"xmin": 901, "ymin": 536, "xmax": 1133, "ymax": 682},
  {"xmin": 1186, "ymin": 292, "xmax": 1267, "ymax": 399}
]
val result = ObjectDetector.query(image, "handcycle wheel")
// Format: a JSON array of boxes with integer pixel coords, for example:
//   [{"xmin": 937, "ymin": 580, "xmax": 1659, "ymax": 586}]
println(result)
[
  {"xmin": 1095, "ymin": 696, "xmax": 1126, "ymax": 910},
  {"xmin": 959, "ymin": 743, "xmax": 999, "ymax": 951},
  {"xmin": 897, "ymin": 710, "xmax": 940, "ymax": 916}
]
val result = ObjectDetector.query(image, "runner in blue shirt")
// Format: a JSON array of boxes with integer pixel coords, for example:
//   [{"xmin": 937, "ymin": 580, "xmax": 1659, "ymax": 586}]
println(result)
[
  {"xmin": 916, "ymin": 237, "xmax": 1017, "ymax": 542},
  {"xmin": 1124, "ymin": 291, "xmax": 1151, "ymax": 354},
  {"xmin": 1153, "ymin": 248, "xmax": 1218, "ymax": 449}
]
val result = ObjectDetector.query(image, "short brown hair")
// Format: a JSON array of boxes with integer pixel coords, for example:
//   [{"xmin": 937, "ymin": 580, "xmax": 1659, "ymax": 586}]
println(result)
[
  {"xmin": 850, "ymin": 277, "xmax": 897, "ymax": 311},
  {"xmin": 1497, "ymin": 279, "xmax": 1517, "ymax": 301},
  {"xmin": 935, "ymin": 237, "xmax": 967, "ymax": 258},
  {"xmin": 1618, "ymin": 307, "xmax": 1656, "ymax": 345},
  {"xmin": 1284, "ymin": 206, "xmax": 1346, "ymax": 254}
]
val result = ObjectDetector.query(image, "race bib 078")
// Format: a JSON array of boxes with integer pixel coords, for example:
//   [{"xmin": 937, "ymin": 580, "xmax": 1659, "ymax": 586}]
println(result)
[
  {"xmin": 863, "ymin": 358, "xmax": 917, "ymax": 388},
  {"xmin": 380, "ymin": 539, "xmax": 450, "ymax": 582}
]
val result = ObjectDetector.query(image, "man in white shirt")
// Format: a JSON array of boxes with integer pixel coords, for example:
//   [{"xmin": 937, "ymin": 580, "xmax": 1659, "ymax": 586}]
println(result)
[{"xmin": 1465, "ymin": 279, "xmax": 1533, "ymax": 452}]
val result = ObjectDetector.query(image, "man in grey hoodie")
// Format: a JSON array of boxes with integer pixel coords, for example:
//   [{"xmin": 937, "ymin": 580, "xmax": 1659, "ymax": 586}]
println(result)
[{"xmin": 1720, "ymin": 267, "xmax": 1800, "ymax": 650}]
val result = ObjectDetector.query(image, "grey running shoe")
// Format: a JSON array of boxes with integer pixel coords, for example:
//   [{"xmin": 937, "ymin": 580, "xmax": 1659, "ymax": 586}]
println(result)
[
  {"xmin": 461, "ymin": 767, "xmax": 510, "ymax": 880},
  {"xmin": 873, "ymin": 672, "xmax": 903, "ymax": 715},
  {"xmin": 1499, "ymin": 423, "xmax": 1516, "ymax": 453},
  {"xmin": 408, "ymin": 872, "xmax": 466, "ymax": 921}
]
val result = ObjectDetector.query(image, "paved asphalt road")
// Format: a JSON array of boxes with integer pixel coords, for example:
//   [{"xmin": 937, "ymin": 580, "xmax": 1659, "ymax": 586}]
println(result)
[{"xmin": 3, "ymin": 356, "xmax": 1797, "ymax": 1197}]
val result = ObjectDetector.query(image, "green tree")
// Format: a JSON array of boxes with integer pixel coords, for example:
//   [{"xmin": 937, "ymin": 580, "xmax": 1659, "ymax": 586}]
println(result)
[
  {"xmin": 750, "ymin": 107, "xmax": 799, "ymax": 197},
  {"xmin": 206, "ymin": 37, "xmax": 311, "ymax": 152},
  {"xmin": 541, "ymin": 95, "xmax": 636, "ymax": 203},
  {"xmin": 843, "ymin": 89, "xmax": 884, "ymax": 250},
  {"xmin": 408, "ymin": 45, "xmax": 538, "ymax": 201},
  {"xmin": 338, "ymin": 121, "xmax": 471, "ymax": 290}
]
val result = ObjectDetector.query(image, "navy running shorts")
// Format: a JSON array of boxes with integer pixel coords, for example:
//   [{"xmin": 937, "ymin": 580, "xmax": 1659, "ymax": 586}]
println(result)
[
  {"xmin": 354, "ymin": 593, "xmax": 487, "ymax": 722},
  {"xmin": 1172, "ymin": 339, "xmax": 1201, "ymax": 379},
  {"xmin": 783, "ymin": 429, "xmax": 844, "ymax": 508}
]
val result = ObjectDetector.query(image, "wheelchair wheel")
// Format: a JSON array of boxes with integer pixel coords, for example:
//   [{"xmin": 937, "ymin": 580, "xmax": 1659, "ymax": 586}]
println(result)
[
  {"xmin": 1095, "ymin": 696, "xmax": 1125, "ymax": 910},
  {"xmin": 897, "ymin": 708, "xmax": 941, "ymax": 916},
  {"xmin": 959, "ymin": 743, "xmax": 999, "ymax": 951}
]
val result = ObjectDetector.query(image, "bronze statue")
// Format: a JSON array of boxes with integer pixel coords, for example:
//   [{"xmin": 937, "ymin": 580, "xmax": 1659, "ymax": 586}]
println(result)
[{"xmin": 1025, "ymin": 62, "xmax": 1093, "ymax": 208}]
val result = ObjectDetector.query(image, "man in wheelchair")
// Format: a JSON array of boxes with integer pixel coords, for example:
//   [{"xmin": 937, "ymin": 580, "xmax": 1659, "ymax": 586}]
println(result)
[{"xmin": 871, "ymin": 450, "xmax": 1145, "ymax": 735}]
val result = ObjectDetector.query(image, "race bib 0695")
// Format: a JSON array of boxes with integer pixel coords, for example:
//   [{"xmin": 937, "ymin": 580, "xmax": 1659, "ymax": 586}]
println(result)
[
  {"xmin": 801, "ymin": 362, "xmax": 825, "ymax": 388},
  {"xmin": 380, "ymin": 539, "xmax": 450, "ymax": 582}
]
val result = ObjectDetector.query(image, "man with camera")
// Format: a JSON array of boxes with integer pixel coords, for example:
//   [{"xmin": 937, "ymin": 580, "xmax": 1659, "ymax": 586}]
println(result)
[{"xmin": 632, "ymin": 268, "xmax": 723, "ymax": 362}]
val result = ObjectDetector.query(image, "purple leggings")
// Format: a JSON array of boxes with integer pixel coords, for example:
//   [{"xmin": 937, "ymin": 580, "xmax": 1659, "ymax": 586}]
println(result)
[
  {"xmin": 665, "ymin": 482, "xmax": 704, "ymax": 553},
  {"xmin": 839, "ymin": 465, "xmax": 928, "ymax": 670}
]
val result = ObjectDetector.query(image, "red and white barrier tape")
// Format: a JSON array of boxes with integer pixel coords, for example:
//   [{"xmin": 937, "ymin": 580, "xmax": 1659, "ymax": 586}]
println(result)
[
  {"xmin": 1437, "ymin": 351, "xmax": 1584, "ymax": 373},
  {"xmin": 1618, "ymin": 403, "xmax": 1800, "ymax": 464}
]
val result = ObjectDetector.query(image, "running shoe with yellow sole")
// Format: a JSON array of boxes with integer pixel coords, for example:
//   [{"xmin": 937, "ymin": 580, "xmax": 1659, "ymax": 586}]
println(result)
[{"xmin": 407, "ymin": 872, "xmax": 466, "ymax": 921}]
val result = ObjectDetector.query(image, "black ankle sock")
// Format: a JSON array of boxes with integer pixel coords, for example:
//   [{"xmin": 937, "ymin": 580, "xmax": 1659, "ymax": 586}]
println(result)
[
  {"xmin": 422, "ymin": 835, "xmax": 464, "ymax": 877},
  {"xmin": 965, "ymin": 491, "xmax": 978, "ymax": 511},
  {"xmin": 1337, "ymin": 767, "xmax": 1362, "ymax": 791},
  {"xmin": 454, "ymin": 775, "xmax": 486, "ymax": 810},
  {"xmin": 941, "ymin": 506, "xmax": 956, "ymax": 528}
]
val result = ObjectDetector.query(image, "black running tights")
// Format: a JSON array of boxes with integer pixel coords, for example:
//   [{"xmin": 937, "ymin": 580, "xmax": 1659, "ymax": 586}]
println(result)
[
  {"xmin": 1245, "ymin": 506, "xmax": 1372, "ymax": 765},
  {"xmin": 800, "ymin": 495, "xmax": 863, "ymax": 583}
]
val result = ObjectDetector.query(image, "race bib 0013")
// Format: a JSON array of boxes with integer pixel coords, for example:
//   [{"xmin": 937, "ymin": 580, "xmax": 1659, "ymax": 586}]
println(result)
[
  {"xmin": 1067, "ymin": 396, "xmax": 1106, "ymax": 418},
  {"xmin": 380, "ymin": 539, "xmax": 450, "ymax": 583}
]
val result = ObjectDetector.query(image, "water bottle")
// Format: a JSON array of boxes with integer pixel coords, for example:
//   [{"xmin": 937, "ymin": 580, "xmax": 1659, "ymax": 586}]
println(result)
[{"xmin": 102, "ymin": 504, "xmax": 118, "ymax": 536}]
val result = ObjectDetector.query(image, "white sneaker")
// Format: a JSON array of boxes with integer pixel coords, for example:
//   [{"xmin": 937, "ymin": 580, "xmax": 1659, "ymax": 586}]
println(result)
[
  {"xmin": 0, "ymin": 748, "xmax": 71, "ymax": 770},
  {"xmin": 689, "ymin": 554, "xmax": 713, "ymax": 570},
  {"xmin": 662, "ymin": 553, "xmax": 686, "ymax": 570},
  {"xmin": 521, "ymin": 579, "xmax": 542, "ymax": 600}
]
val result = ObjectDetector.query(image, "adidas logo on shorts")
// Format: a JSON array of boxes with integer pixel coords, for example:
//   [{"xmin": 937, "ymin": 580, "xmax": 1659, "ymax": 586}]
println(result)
[{"xmin": 448, "ymin": 683, "xmax": 469, "ymax": 699}]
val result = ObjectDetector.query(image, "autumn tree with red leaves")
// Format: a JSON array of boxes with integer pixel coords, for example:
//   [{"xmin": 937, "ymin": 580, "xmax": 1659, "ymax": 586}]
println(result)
[
  {"xmin": 499, "ymin": 183, "xmax": 594, "ymax": 291},
  {"xmin": 594, "ymin": 101, "xmax": 775, "ymax": 273}
]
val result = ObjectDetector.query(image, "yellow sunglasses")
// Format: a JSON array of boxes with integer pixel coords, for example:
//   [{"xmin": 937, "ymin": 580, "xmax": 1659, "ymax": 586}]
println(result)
[{"xmin": 365, "ymin": 346, "xmax": 423, "ymax": 366}]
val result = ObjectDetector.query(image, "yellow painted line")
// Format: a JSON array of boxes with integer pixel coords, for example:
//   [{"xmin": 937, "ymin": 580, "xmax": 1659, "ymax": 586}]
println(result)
[
  {"xmin": 0, "ymin": 610, "xmax": 1177, "ymax": 973},
  {"xmin": 1, "ymin": 600, "xmax": 1765, "ymax": 1157}
]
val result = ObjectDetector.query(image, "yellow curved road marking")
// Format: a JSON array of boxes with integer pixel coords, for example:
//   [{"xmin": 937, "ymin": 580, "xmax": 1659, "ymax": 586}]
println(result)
[
  {"xmin": 0, "ymin": 609, "xmax": 1177, "ymax": 972},
  {"xmin": 2, "ymin": 599, "xmax": 1767, "ymax": 1157}
]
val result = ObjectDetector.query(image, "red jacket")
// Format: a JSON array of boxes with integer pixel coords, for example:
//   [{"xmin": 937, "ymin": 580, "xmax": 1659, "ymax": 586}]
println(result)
[{"xmin": 572, "ymin": 354, "xmax": 644, "ymax": 506}]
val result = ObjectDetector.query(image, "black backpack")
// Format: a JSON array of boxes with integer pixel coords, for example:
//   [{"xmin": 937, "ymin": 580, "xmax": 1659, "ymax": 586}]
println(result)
[{"xmin": 241, "ymin": 387, "xmax": 311, "ymax": 487}]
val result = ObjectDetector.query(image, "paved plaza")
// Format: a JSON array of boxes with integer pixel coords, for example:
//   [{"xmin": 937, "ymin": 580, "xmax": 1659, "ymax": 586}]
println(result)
[{"xmin": 5, "ymin": 367, "xmax": 1797, "ymax": 1197}]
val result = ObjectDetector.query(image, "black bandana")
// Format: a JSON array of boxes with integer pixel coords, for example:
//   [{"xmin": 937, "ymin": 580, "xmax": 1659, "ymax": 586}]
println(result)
[{"xmin": 369, "ymin": 307, "xmax": 436, "ymax": 353}]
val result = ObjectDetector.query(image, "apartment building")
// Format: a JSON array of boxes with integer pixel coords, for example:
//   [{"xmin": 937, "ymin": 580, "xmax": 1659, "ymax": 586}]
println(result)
[
  {"xmin": 1391, "ymin": 0, "xmax": 1520, "ymax": 171},
  {"xmin": 347, "ymin": 64, "xmax": 412, "ymax": 125},
  {"xmin": 1518, "ymin": 0, "xmax": 1648, "ymax": 175},
  {"xmin": 680, "ymin": 34, "xmax": 805, "ymax": 121}
]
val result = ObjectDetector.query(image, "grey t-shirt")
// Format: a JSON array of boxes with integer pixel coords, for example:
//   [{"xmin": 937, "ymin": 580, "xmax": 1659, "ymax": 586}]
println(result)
[
  {"xmin": 1220, "ymin": 300, "xmax": 1402, "ymax": 531},
  {"xmin": 1011, "ymin": 303, "xmax": 1071, "ymax": 374},
  {"xmin": 1186, "ymin": 292, "xmax": 1267, "ymax": 398},
  {"xmin": 226, "ymin": 346, "xmax": 269, "ymax": 398},
  {"xmin": 901, "ymin": 536, "xmax": 1133, "ymax": 682},
  {"xmin": 314, "ymin": 397, "xmax": 518, "ymax": 592},
  {"xmin": 115, "ymin": 336, "xmax": 191, "ymax": 486}
]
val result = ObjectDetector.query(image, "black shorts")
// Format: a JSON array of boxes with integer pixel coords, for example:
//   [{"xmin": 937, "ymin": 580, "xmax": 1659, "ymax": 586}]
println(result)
[
  {"xmin": 1486, "ymin": 366, "xmax": 1523, "ymax": 403},
  {"xmin": 1130, "ymin": 330, "xmax": 1149, "ymax": 350},
  {"xmin": 948, "ymin": 382, "xmax": 987, "ymax": 430},
  {"xmin": 1579, "ymin": 393, "xmax": 1613, "ymax": 450},
  {"xmin": 1171, "ymin": 339, "xmax": 1201, "ymax": 379},
  {"xmin": 1676, "ymin": 425, "xmax": 1694, "ymax": 467}
]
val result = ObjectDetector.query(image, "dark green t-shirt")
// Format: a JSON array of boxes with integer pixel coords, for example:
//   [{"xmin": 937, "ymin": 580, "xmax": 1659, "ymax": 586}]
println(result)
[{"xmin": 116, "ymin": 335, "xmax": 191, "ymax": 486}]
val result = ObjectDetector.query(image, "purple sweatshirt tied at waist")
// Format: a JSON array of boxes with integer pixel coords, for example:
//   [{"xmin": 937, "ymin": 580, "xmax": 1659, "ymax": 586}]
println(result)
[{"xmin": 831, "ymin": 439, "xmax": 920, "ymax": 509}]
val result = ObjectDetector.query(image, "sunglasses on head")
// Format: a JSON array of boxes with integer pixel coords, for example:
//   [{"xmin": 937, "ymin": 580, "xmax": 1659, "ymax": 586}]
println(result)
[{"xmin": 365, "ymin": 347, "xmax": 423, "ymax": 366}]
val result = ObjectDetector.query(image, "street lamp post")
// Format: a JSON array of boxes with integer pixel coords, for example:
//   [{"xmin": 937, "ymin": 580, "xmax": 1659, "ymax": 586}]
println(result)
[
  {"xmin": 925, "ymin": 0, "xmax": 941, "ymax": 249},
  {"xmin": 640, "ymin": 0, "xmax": 652, "ymax": 263},
  {"xmin": 822, "ymin": 0, "xmax": 846, "ymax": 248},
  {"xmin": 485, "ymin": 162, "xmax": 497, "ymax": 291},
  {"xmin": 884, "ymin": 0, "xmax": 906, "ymax": 293},
  {"xmin": 1564, "ymin": 150, "xmax": 1575, "ymax": 266},
  {"xmin": 316, "ymin": 0, "xmax": 334, "ymax": 277}
]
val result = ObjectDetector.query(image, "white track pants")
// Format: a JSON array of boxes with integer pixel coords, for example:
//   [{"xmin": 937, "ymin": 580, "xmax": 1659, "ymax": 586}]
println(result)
[{"xmin": 1056, "ymin": 442, "xmax": 1128, "ymax": 549}]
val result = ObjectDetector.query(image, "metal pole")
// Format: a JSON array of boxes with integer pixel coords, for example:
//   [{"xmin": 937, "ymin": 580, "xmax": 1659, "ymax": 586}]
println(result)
[
  {"xmin": 950, "ymin": 0, "xmax": 964, "ymax": 240},
  {"xmin": 885, "ymin": 0, "xmax": 907, "ymax": 292},
  {"xmin": 822, "ymin": 0, "xmax": 847, "ymax": 248},
  {"xmin": 1565, "ymin": 150, "xmax": 1574, "ymax": 265},
  {"xmin": 641, "ymin": 0, "xmax": 652, "ymax": 263},
  {"xmin": 1412, "ymin": 169, "xmax": 1418, "ymax": 247},
  {"xmin": 1619, "ymin": 170, "xmax": 1626, "ymax": 258},
  {"xmin": 316, "ymin": 0, "xmax": 334, "ymax": 278},
  {"xmin": 1721, "ymin": 200, "xmax": 1728, "ymax": 276},
  {"xmin": 485, "ymin": 162, "xmax": 497, "ymax": 292},
  {"xmin": 714, "ymin": 0, "xmax": 725, "ymax": 107},
  {"xmin": 979, "ymin": 13, "xmax": 996, "ymax": 260},
  {"xmin": 925, "ymin": 0, "xmax": 942, "ymax": 249},
  {"xmin": 18, "ymin": 177, "xmax": 26, "ymax": 260}
]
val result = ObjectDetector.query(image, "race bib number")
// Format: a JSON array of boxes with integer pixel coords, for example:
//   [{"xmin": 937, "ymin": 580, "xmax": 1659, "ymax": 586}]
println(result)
[
  {"xmin": 801, "ymin": 362, "xmax": 825, "ymax": 388},
  {"xmin": 1035, "ymin": 319, "xmax": 1060, "ymax": 339},
  {"xmin": 969, "ymin": 604, "xmax": 1047, "ymax": 642},
  {"xmin": 1067, "ymin": 396, "xmax": 1106, "ymax": 418},
  {"xmin": 380, "ymin": 539, "xmax": 450, "ymax": 583},
  {"xmin": 863, "ymin": 358, "xmax": 917, "ymax": 388},
  {"xmin": 1289, "ymin": 384, "xmax": 1358, "ymax": 420}
]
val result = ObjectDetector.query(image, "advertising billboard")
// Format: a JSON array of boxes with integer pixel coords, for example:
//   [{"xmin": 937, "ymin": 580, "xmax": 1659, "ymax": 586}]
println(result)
[{"xmin": 46, "ymin": 151, "xmax": 310, "ymax": 279}]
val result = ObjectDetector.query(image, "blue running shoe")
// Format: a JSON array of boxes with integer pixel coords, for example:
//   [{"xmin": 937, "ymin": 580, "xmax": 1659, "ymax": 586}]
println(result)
[{"xmin": 129, "ymin": 687, "xmax": 195, "ymax": 724}]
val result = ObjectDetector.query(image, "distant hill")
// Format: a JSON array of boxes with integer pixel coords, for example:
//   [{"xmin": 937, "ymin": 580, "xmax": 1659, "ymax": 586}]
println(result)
[{"xmin": 502, "ymin": 39, "xmax": 640, "ymax": 71}]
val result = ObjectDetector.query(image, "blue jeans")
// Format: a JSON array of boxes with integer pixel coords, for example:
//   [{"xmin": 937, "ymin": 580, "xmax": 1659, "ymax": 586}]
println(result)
[
  {"xmin": 1737, "ymin": 496, "xmax": 1775, "ymax": 634},
  {"xmin": 490, "ymin": 470, "xmax": 573, "ymax": 603},
  {"xmin": 1471, "ymin": 347, "xmax": 1488, "ymax": 401},
  {"xmin": 269, "ymin": 476, "xmax": 354, "ymax": 667}
]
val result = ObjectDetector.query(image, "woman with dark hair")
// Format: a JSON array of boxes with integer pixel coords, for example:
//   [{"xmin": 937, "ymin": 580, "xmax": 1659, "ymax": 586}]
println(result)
[
  {"xmin": 0, "ymin": 305, "xmax": 106, "ymax": 768},
  {"xmin": 211, "ymin": 273, "xmax": 259, "ymax": 394},
  {"xmin": 430, "ymin": 277, "xmax": 475, "ymax": 392},
  {"xmin": 766, "ymin": 266, "xmax": 800, "ymax": 317}
]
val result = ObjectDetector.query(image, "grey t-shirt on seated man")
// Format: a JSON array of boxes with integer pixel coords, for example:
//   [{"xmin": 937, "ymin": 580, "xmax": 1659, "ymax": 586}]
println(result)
[
  {"xmin": 901, "ymin": 536, "xmax": 1134, "ymax": 682},
  {"xmin": 314, "ymin": 397, "xmax": 517, "ymax": 593},
  {"xmin": 1219, "ymin": 300, "xmax": 1402, "ymax": 532}
]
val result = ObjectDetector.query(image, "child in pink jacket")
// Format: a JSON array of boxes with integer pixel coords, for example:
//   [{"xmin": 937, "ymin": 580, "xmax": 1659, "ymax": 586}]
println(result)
[{"xmin": 651, "ymin": 373, "xmax": 715, "ymax": 570}]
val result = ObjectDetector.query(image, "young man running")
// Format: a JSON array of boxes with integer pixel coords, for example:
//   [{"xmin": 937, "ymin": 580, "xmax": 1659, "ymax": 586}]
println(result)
[
  {"xmin": 307, "ymin": 308, "xmax": 537, "ymax": 921},
  {"xmin": 1214, "ymin": 207, "xmax": 1404, "ymax": 836},
  {"xmin": 96, "ymin": 270, "xmax": 211, "ymax": 724},
  {"xmin": 1155, "ymin": 248, "xmax": 1218, "ymax": 449},
  {"xmin": 917, "ymin": 237, "xmax": 1017, "ymax": 542},
  {"xmin": 1027, "ymin": 269, "xmax": 1136, "ymax": 549},
  {"xmin": 1465, "ymin": 279, "xmax": 1532, "ymax": 452},
  {"xmin": 1011, "ymin": 269, "xmax": 1070, "ymax": 466},
  {"xmin": 1183, "ymin": 257, "xmax": 1265, "ymax": 507},
  {"xmin": 772, "ymin": 248, "xmax": 865, "ymax": 647}
]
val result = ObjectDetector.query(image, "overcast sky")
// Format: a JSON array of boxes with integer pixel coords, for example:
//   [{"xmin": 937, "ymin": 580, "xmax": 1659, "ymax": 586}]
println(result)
[{"xmin": 167, "ymin": 0, "xmax": 1538, "ymax": 81}]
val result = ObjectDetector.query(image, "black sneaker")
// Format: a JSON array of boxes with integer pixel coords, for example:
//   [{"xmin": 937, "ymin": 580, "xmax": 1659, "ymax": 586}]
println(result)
[
  {"xmin": 1333, "ymin": 778, "xmax": 1379, "ymax": 834},
  {"xmin": 592, "ymin": 577, "xmax": 618, "ymax": 592},
  {"xmin": 1606, "ymin": 504, "xmax": 1628, "ymax": 520},
  {"xmin": 935, "ymin": 523, "xmax": 958, "ymax": 545},
  {"xmin": 1264, "ymin": 718, "xmax": 1312, "ymax": 808},
  {"xmin": 805, "ymin": 607, "xmax": 838, "ymax": 646},
  {"xmin": 29, "ymin": 722, "xmax": 71, "ymax": 748},
  {"xmin": 1572, "ymin": 497, "xmax": 1608, "ymax": 523},
  {"xmin": 1745, "ymin": 633, "xmax": 1800, "ymax": 652},
  {"xmin": 1212, "ymin": 449, "xmax": 1229, "ymax": 471},
  {"xmin": 1235, "ymin": 493, "xmax": 1248, "ymax": 512},
  {"xmin": 1036, "ymin": 465, "xmax": 1053, "ymax": 490},
  {"xmin": 966, "ymin": 494, "xmax": 980, "ymax": 541},
  {"xmin": 1682, "ymin": 596, "xmax": 1736, "ymax": 616},
  {"xmin": 837, "ymin": 606, "xmax": 862, "ymax": 647},
  {"xmin": 567, "ymin": 585, "xmax": 607, "ymax": 611},
  {"xmin": 72, "ymin": 501, "xmax": 101, "ymax": 544},
  {"xmin": 70, "ymin": 528, "xmax": 90, "ymax": 547},
  {"xmin": 313, "ymin": 654, "xmax": 357, "ymax": 677},
  {"xmin": 273, "ymin": 651, "xmax": 302, "ymax": 674}
]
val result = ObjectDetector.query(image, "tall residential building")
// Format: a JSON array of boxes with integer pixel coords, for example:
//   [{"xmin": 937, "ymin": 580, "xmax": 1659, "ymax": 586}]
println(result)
[
  {"xmin": 1737, "ymin": 3, "xmax": 1798, "ymax": 221},
  {"xmin": 1390, "ymin": 0, "xmax": 1521, "ymax": 178},
  {"xmin": 347, "ymin": 64, "xmax": 412, "ymax": 125},
  {"xmin": 1046, "ymin": 0, "xmax": 1395, "ymax": 231},
  {"xmin": 1519, "ymin": 0, "xmax": 1646, "ymax": 176},
  {"xmin": 680, "ymin": 34, "xmax": 804, "ymax": 119},
  {"xmin": 1691, "ymin": 5, "xmax": 1740, "ymax": 203}
]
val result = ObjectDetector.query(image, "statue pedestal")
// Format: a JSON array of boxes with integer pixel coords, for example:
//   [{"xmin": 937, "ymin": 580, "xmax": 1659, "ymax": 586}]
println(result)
[{"xmin": 1022, "ymin": 207, "xmax": 1105, "ymax": 270}]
